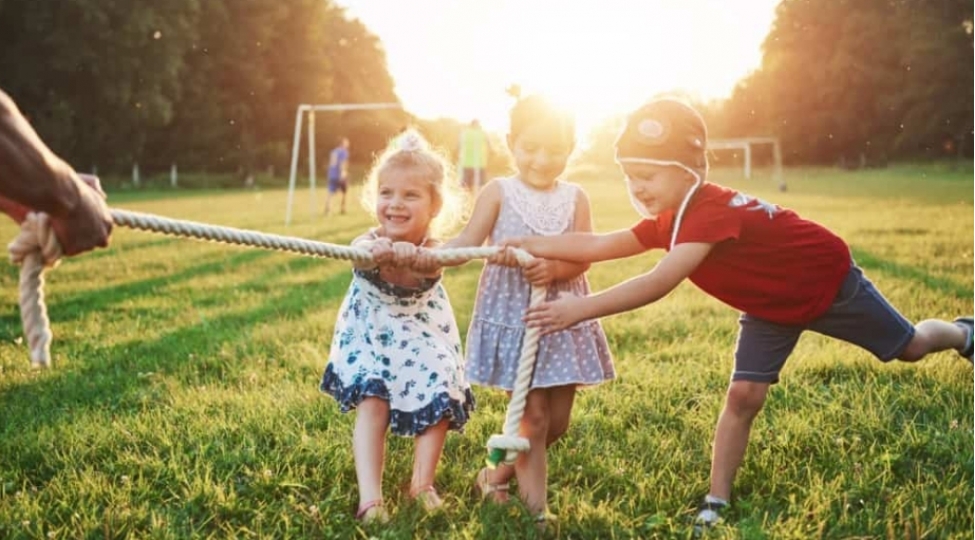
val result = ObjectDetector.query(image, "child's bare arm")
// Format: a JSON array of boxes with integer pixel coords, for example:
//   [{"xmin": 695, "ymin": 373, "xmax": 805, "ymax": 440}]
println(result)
[
  {"xmin": 545, "ymin": 188, "xmax": 596, "ymax": 281},
  {"xmin": 524, "ymin": 242, "xmax": 713, "ymax": 332},
  {"xmin": 521, "ymin": 189, "xmax": 593, "ymax": 285},
  {"xmin": 504, "ymin": 188, "xmax": 648, "ymax": 265},
  {"xmin": 439, "ymin": 181, "xmax": 503, "ymax": 266},
  {"xmin": 511, "ymin": 228, "xmax": 646, "ymax": 265}
]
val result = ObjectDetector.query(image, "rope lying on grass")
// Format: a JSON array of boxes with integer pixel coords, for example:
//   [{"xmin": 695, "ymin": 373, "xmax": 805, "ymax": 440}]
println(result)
[{"xmin": 8, "ymin": 208, "xmax": 539, "ymax": 466}]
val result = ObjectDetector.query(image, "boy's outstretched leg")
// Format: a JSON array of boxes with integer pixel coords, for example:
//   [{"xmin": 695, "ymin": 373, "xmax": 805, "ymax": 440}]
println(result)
[
  {"xmin": 411, "ymin": 419, "xmax": 448, "ymax": 510},
  {"xmin": 954, "ymin": 317, "xmax": 974, "ymax": 362},
  {"xmin": 898, "ymin": 318, "xmax": 972, "ymax": 363},
  {"xmin": 697, "ymin": 380, "xmax": 770, "ymax": 529},
  {"xmin": 353, "ymin": 397, "xmax": 390, "ymax": 523}
]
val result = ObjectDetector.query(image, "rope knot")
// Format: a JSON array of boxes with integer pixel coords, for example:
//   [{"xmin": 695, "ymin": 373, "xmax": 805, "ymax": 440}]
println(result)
[
  {"xmin": 8, "ymin": 212, "xmax": 61, "ymax": 368},
  {"xmin": 9, "ymin": 212, "xmax": 63, "ymax": 268}
]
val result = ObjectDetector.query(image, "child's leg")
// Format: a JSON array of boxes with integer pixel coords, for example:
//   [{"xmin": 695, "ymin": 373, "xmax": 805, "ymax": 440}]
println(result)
[
  {"xmin": 709, "ymin": 380, "xmax": 770, "ymax": 501},
  {"xmin": 898, "ymin": 319, "xmax": 969, "ymax": 362},
  {"xmin": 481, "ymin": 386, "xmax": 577, "ymax": 502},
  {"xmin": 701, "ymin": 315, "xmax": 799, "ymax": 510},
  {"xmin": 353, "ymin": 397, "xmax": 390, "ymax": 508},
  {"xmin": 515, "ymin": 388, "xmax": 552, "ymax": 515},
  {"xmin": 810, "ymin": 266, "xmax": 973, "ymax": 363},
  {"xmin": 545, "ymin": 385, "xmax": 577, "ymax": 445},
  {"xmin": 410, "ymin": 418, "xmax": 448, "ymax": 497}
]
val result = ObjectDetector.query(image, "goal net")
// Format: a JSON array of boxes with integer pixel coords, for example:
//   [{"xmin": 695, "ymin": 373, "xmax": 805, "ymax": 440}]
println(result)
[
  {"xmin": 285, "ymin": 102, "xmax": 403, "ymax": 225},
  {"xmin": 708, "ymin": 137, "xmax": 785, "ymax": 191}
]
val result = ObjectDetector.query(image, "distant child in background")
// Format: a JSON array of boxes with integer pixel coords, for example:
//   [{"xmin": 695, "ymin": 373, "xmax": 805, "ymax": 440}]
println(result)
[
  {"xmin": 458, "ymin": 119, "xmax": 489, "ymax": 192},
  {"xmin": 320, "ymin": 130, "xmax": 475, "ymax": 524},
  {"xmin": 442, "ymin": 95, "xmax": 615, "ymax": 522},
  {"xmin": 324, "ymin": 137, "xmax": 350, "ymax": 215},
  {"xmin": 504, "ymin": 98, "xmax": 974, "ymax": 530}
]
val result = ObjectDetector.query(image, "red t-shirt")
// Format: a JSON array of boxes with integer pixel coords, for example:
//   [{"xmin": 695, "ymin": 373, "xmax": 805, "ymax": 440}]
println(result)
[{"xmin": 630, "ymin": 183, "xmax": 851, "ymax": 325}]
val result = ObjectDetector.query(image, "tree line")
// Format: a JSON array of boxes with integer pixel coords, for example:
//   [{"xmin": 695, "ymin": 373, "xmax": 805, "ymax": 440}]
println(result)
[
  {"xmin": 716, "ymin": 0, "xmax": 973, "ymax": 166},
  {"xmin": 0, "ymin": 0, "xmax": 417, "ymax": 184},
  {"xmin": 1, "ymin": 0, "xmax": 970, "ymax": 186},
  {"xmin": 584, "ymin": 0, "xmax": 972, "ymax": 169}
]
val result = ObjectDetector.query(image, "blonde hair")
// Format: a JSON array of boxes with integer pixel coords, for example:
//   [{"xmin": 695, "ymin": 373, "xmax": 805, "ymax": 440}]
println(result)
[{"xmin": 360, "ymin": 129, "xmax": 468, "ymax": 238}]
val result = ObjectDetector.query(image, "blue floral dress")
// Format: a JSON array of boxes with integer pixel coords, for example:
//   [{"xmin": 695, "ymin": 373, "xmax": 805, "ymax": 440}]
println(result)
[{"xmin": 320, "ymin": 267, "xmax": 475, "ymax": 436}]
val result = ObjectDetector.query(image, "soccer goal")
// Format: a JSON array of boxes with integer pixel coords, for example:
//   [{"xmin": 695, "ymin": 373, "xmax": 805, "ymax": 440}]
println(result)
[
  {"xmin": 285, "ymin": 102, "xmax": 403, "ymax": 225},
  {"xmin": 708, "ymin": 137, "xmax": 786, "ymax": 191}
]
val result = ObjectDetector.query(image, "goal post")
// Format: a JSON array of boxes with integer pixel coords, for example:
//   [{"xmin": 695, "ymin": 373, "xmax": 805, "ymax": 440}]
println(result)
[
  {"xmin": 708, "ymin": 137, "xmax": 785, "ymax": 192},
  {"xmin": 285, "ymin": 102, "xmax": 403, "ymax": 225}
]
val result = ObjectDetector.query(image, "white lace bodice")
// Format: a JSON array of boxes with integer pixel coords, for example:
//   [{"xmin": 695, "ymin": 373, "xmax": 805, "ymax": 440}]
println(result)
[{"xmin": 500, "ymin": 177, "xmax": 577, "ymax": 235}]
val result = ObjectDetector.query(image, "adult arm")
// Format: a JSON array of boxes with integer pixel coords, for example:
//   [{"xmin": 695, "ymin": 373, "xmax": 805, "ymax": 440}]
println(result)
[
  {"xmin": 0, "ymin": 89, "xmax": 113, "ymax": 255},
  {"xmin": 0, "ymin": 89, "xmax": 83, "ymax": 218}
]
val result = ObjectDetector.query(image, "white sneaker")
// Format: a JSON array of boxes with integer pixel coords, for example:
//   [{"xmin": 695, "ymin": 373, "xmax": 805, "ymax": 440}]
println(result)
[
  {"xmin": 955, "ymin": 317, "xmax": 973, "ymax": 363},
  {"xmin": 693, "ymin": 497, "xmax": 728, "ymax": 534}
]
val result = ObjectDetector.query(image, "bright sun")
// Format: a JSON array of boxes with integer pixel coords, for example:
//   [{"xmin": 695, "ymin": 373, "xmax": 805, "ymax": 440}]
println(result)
[{"xmin": 339, "ymin": 0, "xmax": 779, "ymax": 136}]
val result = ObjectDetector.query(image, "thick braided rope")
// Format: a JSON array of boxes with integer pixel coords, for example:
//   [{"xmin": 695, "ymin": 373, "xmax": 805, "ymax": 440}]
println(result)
[
  {"xmin": 485, "ymin": 283, "xmax": 545, "ymax": 467},
  {"xmin": 8, "ymin": 212, "xmax": 62, "ymax": 367},
  {"xmin": 9, "ymin": 208, "xmax": 539, "ymax": 462}
]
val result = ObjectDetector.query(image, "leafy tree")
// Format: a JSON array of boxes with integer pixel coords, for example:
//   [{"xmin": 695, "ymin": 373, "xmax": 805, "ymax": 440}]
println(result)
[
  {"xmin": 720, "ymin": 0, "xmax": 972, "ymax": 165},
  {"xmin": 0, "ymin": 0, "xmax": 199, "ymax": 172},
  {"xmin": 0, "ymin": 0, "xmax": 405, "ymax": 181}
]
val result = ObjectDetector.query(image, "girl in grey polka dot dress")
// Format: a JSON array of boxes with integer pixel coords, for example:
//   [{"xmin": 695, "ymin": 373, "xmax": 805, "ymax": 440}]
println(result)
[{"xmin": 442, "ymin": 96, "xmax": 615, "ymax": 519}]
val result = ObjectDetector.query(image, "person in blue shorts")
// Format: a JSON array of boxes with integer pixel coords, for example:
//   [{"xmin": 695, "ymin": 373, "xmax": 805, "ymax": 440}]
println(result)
[{"xmin": 324, "ymin": 137, "xmax": 350, "ymax": 215}]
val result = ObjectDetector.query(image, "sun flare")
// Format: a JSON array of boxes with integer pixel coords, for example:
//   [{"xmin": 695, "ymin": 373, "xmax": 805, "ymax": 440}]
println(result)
[{"xmin": 339, "ymin": 0, "xmax": 780, "ymax": 136}]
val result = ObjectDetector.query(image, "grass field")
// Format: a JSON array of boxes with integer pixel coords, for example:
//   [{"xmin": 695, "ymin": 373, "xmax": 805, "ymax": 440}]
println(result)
[{"xmin": 0, "ymin": 164, "xmax": 972, "ymax": 539}]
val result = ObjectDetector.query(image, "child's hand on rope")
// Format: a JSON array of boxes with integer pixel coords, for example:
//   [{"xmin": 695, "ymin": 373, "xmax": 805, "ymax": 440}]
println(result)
[
  {"xmin": 369, "ymin": 237, "xmax": 395, "ymax": 266},
  {"xmin": 488, "ymin": 245, "xmax": 521, "ymax": 267},
  {"xmin": 391, "ymin": 241, "xmax": 417, "ymax": 267},
  {"xmin": 522, "ymin": 258, "xmax": 556, "ymax": 286},
  {"xmin": 500, "ymin": 236, "xmax": 538, "ymax": 255},
  {"xmin": 411, "ymin": 247, "xmax": 442, "ymax": 276}
]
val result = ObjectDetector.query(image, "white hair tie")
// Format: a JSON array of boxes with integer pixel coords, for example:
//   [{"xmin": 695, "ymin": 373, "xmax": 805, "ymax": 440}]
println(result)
[{"xmin": 398, "ymin": 130, "xmax": 427, "ymax": 152}]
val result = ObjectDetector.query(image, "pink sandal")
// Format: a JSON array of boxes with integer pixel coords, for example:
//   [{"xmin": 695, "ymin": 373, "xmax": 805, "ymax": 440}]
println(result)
[
  {"xmin": 355, "ymin": 499, "xmax": 389, "ymax": 524},
  {"xmin": 473, "ymin": 467, "xmax": 510, "ymax": 503}
]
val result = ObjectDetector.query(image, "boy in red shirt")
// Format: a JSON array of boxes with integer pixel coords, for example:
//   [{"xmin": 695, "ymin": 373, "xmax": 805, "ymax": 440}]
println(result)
[{"xmin": 506, "ymin": 98, "xmax": 973, "ymax": 530}]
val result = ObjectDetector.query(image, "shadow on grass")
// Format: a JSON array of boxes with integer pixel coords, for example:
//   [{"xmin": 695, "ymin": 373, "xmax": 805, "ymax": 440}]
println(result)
[
  {"xmin": 0, "ymin": 250, "xmax": 276, "ymax": 344},
  {"xmin": 851, "ymin": 246, "xmax": 973, "ymax": 299},
  {"xmin": 0, "ymin": 254, "xmax": 353, "ymax": 468},
  {"xmin": 0, "ymin": 223, "xmax": 370, "ymax": 340}
]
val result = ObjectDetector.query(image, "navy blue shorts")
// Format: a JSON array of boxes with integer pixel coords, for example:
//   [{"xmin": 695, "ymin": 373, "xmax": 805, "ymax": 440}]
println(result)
[
  {"xmin": 328, "ymin": 176, "xmax": 347, "ymax": 194},
  {"xmin": 732, "ymin": 265, "xmax": 915, "ymax": 383}
]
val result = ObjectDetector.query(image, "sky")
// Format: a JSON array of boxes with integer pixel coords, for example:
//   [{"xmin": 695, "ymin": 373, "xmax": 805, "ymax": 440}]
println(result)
[{"xmin": 336, "ymin": 0, "xmax": 781, "ymax": 135}]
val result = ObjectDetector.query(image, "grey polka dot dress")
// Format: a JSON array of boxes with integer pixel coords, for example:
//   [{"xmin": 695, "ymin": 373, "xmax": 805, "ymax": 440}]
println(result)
[{"xmin": 465, "ymin": 177, "xmax": 615, "ymax": 391}]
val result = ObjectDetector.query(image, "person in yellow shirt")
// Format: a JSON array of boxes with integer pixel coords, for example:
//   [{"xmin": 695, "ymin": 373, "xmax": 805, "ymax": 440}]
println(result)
[{"xmin": 458, "ymin": 119, "xmax": 488, "ymax": 192}]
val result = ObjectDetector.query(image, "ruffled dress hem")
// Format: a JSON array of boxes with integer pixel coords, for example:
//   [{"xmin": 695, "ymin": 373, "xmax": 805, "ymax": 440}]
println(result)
[{"xmin": 321, "ymin": 366, "xmax": 476, "ymax": 437}]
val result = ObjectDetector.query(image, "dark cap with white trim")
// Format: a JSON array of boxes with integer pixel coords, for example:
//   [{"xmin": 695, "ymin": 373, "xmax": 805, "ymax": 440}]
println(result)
[{"xmin": 614, "ymin": 99, "xmax": 708, "ymax": 170}]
